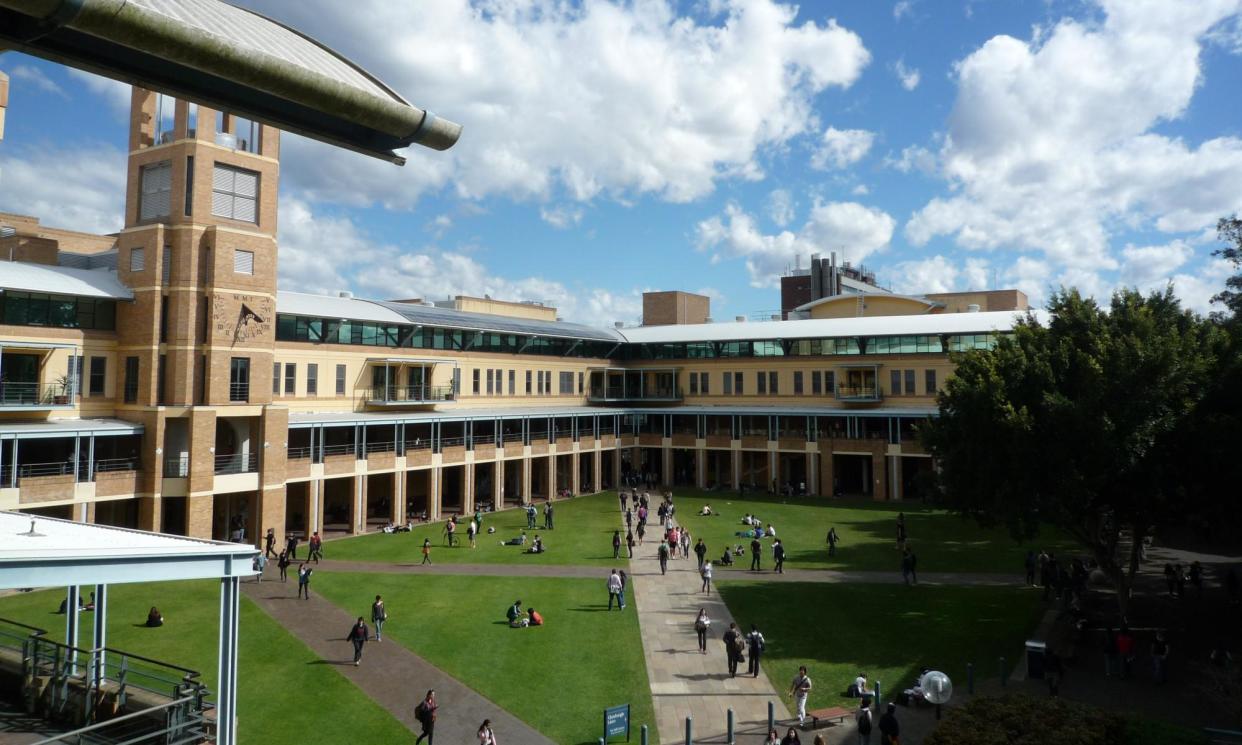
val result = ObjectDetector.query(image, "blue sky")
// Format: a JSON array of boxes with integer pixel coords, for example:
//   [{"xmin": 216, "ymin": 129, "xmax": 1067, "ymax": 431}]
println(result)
[{"xmin": 2, "ymin": 0, "xmax": 1241, "ymax": 325}]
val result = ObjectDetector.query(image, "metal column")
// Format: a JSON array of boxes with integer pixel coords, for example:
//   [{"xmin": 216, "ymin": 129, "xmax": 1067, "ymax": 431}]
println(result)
[
  {"xmin": 216, "ymin": 576, "xmax": 241, "ymax": 745},
  {"xmin": 92, "ymin": 584, "xmax": 107, "ymax": 692}
]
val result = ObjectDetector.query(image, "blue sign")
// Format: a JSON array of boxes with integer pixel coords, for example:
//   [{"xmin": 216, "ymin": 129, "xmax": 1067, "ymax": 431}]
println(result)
[{"xmin": 604, "ymin": 704, "xmax": 630, "ymax": 742}]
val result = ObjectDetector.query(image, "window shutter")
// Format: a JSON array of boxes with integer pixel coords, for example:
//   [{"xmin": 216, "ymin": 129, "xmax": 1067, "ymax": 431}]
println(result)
[
  {"xmin": 130, "ymin": 247, "xmax": 145, "ymax": 272},
  {"xmin": 234, "ymin": 249, "xmax": 255, "ymax": 275},
  {"xmin": 140, "ymin": 162, "xmax": 172, "ymax": 220},
  {"xmin": 162, "ymin": 247, "xmax": 172, "ymax": 282}
]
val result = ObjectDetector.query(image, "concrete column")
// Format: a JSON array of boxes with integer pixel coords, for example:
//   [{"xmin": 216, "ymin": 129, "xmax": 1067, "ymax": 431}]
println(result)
[
  {"xmin": 494, "ymin": 458, "xmax": 504, "ymax": 509},
  {"xmin": 871, "ymin": 451, "xmax": 886, "ymax": 500},
  {"xmin": 592, "ymin": 448, "xmax": 602, "ymax": 493},
  {"xmin": 807, "ymin": 452, "xmax": 818, "ymax": 497},
  {"xmin": 354, "ymin": 475, "xmax": 365, "ymax": 533},
  {"xmin": 661, "ymin": 445, "xmax": 672, "ymax": 488},
  {"xmin": 312, "ymin": 478, "xmax": 322, "ymax": 533},
  {"xmin": 463, "ymin": 463, "xmax": 475, "ymax": 515},
  {"xmin": 612, "ymin": 447, "xmax": 622, "ymax": 489},
  {"xmin": 731, "ymin": 443, "xmax": 742, "ymax": 490},
  {"xmin": 769, "ymin": 450, "xmax": 779, "ymax": 492},
  {"xmin": 216, "ymin": 576, "xmax": 241, "ymax": 745},
  {"xmin": 392, "ymin": 472, "xmax": 405, "ymax": 525},
  {"xmin": 92, "ymin": 584, "xmax": 107, "ymax": 693},
  {"xmin": 695, "ymin": 446, "xmax": 707, "ymax": 488},
  {"xmin": 64, "ymin": 586, "xmax": 80, "ymax": 647},
  {"xmin": 546, "ymin": 456, "xmax": 556, "ymax": 500},
  {"xmin": 888, "ymin": 456, "xmax": 901, "ymax": 501},
  {"xmin": 820, "ymin": 446, "xmax": 834, "ymax": 497},
  {"xmin": 521, "ymin": 457, "xmax": 531, "ymax": 505},
  {"xmin": 571, "ymin": 452, "xmax": 581, "ymax": 495},
  {"xmin": 429, "ymin": 465, "xmax": 442, "ymax": 521}
]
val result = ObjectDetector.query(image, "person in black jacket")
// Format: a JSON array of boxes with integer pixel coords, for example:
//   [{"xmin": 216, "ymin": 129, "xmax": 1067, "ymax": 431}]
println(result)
[
  {"xmin": 878, "ymin": 702, "xmax": 899, "ymax": 745},
  {"xmin": 347, "ymin": 617, "xmax": 369, "ymax": 666},
  {"xmin": 723, "ymin": 623, "xmax": 743, "ymax": 677}
]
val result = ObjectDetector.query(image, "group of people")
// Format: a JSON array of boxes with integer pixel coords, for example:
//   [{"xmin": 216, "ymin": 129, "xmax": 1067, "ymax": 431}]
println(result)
[{"xmin": 504, "ymin": 599, "xmax": 544, "ymax": 628}]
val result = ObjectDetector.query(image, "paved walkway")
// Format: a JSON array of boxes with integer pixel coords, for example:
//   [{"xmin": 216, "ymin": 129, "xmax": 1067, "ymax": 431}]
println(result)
[
  {"xmin": 242, "ymin": 568, "xmax": 553, "ymax": 745},
  {"xmin": 624, "ymin": 517, "xmax": 793, "ymax": 745}
]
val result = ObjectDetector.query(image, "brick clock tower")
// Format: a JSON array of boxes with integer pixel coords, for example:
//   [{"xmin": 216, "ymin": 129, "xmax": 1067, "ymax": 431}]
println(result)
[{"xmin": 117, "ymin": 87, "xmax": 287, "ymax": 544}]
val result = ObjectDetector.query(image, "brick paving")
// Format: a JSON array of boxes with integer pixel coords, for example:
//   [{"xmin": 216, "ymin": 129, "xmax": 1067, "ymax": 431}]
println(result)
[{"xmin": 242, "ymin": 568, "xmax": 553, "ymax": 745}]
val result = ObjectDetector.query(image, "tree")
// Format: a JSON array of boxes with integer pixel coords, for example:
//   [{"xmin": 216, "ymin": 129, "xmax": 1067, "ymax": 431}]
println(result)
[
  {"xmin": 1212, "ymin": 215, "xmax": 1242, "ymax": 318},
  {"xmin": 921, "ymin": 288, "xmax": 1222, "ymax": 618}
]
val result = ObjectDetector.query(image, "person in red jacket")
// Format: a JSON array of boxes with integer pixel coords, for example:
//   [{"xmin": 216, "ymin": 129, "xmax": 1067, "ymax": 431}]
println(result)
[
  {"xmin": 527, "ymin": 608, "xmax": 544, "ymax": 626},
  {"xmin": 1116, "ymin": 626, "xmax": 1136, "ymax": 679}
]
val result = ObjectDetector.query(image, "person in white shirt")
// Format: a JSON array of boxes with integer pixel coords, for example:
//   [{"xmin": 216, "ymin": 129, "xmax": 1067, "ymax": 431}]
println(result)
[
  {"xmin": 607, "ymin": 569, "xmax": 625, "ymax": 611},
  {"xmin": 788, "ymin": 665, "xmax": 812, "ymax": 724}
]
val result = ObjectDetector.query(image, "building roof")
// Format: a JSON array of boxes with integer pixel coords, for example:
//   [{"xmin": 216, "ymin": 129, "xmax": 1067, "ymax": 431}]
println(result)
[
  {"xmin": 0, "ymin": 262, "xmax": 133, "ymax": 300},
  {"xmin": 792, "ymin": 293, "xmax": 943, "ymax": 313},
  {"xmin": 0, "ymin": 0, "xmax": 461, "ymax": 162},
  {"xmin": 0, "ymin": 418, "xmax": 144, "ymax": 440},
  {"xmin": 617, "ymin": 310, "xmax": 1043, "ymax": 344},
  {"xmin": 0, "ymin": 511, "xmax": 255, "ymax": 588}
]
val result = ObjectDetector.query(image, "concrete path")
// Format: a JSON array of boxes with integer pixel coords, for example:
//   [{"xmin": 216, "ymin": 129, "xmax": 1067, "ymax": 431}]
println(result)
[
  {"xmin": 242, "ymin": 569, "xmax": 553, "ymax": 745},
  {"xmin": 312, "ymin": 558, "xmax": 1023, "ymax": 587},
  {"xmin": 625, "ymin": 517, "xmax": 793, "ymax": 745}
]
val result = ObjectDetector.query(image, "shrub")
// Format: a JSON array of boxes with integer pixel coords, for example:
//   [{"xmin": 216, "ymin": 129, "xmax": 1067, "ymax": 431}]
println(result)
[{"xmin": 925, "ymin": 695, "xmax": 1127, "ymax": 745}]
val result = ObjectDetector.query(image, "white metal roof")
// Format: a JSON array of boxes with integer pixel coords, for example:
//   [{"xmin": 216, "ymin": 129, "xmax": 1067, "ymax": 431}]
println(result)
[
  {"xmin": 0, "ymin": 512, "xmax": 256, "ymax": 588},
  {"xmin": 0, "ymin": 262, "xmax": 133, "ymax": 300},
  {"xmin": 277, "ymin": 291, "xmax": 408, "ymax": 325},
  {"xmin": 617, "ymin": 310, "xmax": 1043, "ymax": 344},
  {"xmin": 0, "ymin": 418, "xmax": 144, "ymax": 440},
  {"xmin": 793, "ymin": 294, "xmax": 943, "ymax": 313}
]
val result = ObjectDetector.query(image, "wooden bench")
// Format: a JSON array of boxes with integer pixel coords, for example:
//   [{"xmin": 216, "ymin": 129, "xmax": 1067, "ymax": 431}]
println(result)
[{"xmin": 805, "ymin": 706, "xmax": 851, "ymax": 729}]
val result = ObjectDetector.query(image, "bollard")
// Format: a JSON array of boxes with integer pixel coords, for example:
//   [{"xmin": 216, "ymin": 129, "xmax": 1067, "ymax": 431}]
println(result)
[
  {"xmin": 727, "ymin": 708, "xmax": 735, "ymax": 745},
  {"xmin": 768, "ymin": 701, "xmax": 775, "ymax": 732},
  {"xmin": 600, "ymin": 739, "xmax": 605, "ymax": 745},
  {"xmin": 641, "ymin": 724, "xmax": 649, "ymax": 745},
  {"xmin": 967, "ymin": 662, "xmax": 974, "ymax": 694},
  {"xmin": 1000, "ymin": 656, "xmax": 1007, "ymax": 687},
  {"xmin": 874, "ymin": 680, "xmax": 882, "ymax": 711},
  {"xmin": 685, "ymin": 715, "xmax": 693, "ymax": 745}
]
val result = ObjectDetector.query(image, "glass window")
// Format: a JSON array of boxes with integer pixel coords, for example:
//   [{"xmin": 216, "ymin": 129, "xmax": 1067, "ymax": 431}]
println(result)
[
  {"xmin": 233, "ymin": 249, "xmax": 255, "ymax": 275},
  {"xmin": 690, "ymin": 373, "xmax": 699, "ymax": 395},
  {"xmin": 130, "ymin": 247, "xmax": 145, "ymax": 272},
  {"xmin": 700, "ymin": 372, "xmax": 709, "ymax": 394},
  {"xmin": 812, "ymin": 370, "xmax": 822, "ymax": 395},
  {"xmin": 307, "ymin": 364, "xmax": 318, "ymax": 396},
  {"xmin": 509, "ymin": 370, "xmax": 516, "ymax": 395},
  {"xmin": 123, "ymin": 356, "xmax": 139, "ymax": 403},
  {"xmin": 526, "ymin": 370, "xmax": 532, "ymax": 394},
  {"xmin": 793, "ymin": 371, "xmax": 803, "ymax": 395},
  {"xmin": 890, "ymin": 369, "xmax": 902, "ymax": 395},
  {"xmin": 486, "ymin": 368, "xmax": 494, "ymax": 395},
  {"xmin": 273, "ymin": 362, "xmax": 281, "ymax": 394},
  {"xmin": 925, "ymin": 369, "xmax": 937, "ymax": 395},
  {"xmin": 89, "ymin": 356, "xmax": 106, "ymax": 396},
  {"xmin": 229, "ymin": 357, "xmax": 250, "ymax": 402},
  {"xmin": 757, "ymin": 371, "xmax": 766, "ymax": 394},
  {"xmin": 825, "ymin": 370, "xmax": 835, "ymax": 394},
  {"xmin": 336, "ymin": 364, "xmax": 346, "ymax": 395},
  {"xmin": 284, "ymin": 363, "xmax": 296, "ymax": 395},
  {"xmin": 723, "ymin": 371, "xmax": 732, "ymax": 395},
  {"xmin": 769, "ymin": 371, "xmax": 778, "ymax": 394},
  {"xmin": 139, "ymin": 161, "xmax": 172, "ymax": 220},
  {"xmin": 473, "ymin": 369, "xmax": 481, "ymax": 394},
  {"xmin": 905, "ymin": 369, "xmax": 916, "ymax": 395},
  {"xmin": 734, "ymin": 371, "xmax": 744, "ymax": 395}
]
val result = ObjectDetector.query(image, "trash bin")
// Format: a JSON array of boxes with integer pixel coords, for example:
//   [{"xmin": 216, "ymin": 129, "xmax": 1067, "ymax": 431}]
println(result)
[{"xmin": 1025, "ymin": 640, "xmax": 1046, "ymax": 680}]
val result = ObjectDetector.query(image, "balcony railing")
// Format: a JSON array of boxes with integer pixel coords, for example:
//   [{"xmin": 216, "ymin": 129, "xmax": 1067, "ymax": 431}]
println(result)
[
  {"xmin": 95, "ymin": 457, "xmax": 138, "ymax": 473},
  {"xmin": 0, "ymin": 382, "xmax": 75, "ymax": 407},
  {"xmin": 164, "ymin": 457, "xmax": 190, "ymax": 478},
  {"xmin": 364, "ymin": 440, "xmax": 396, "ymax": 454},
  {"xmin": 3, "ymin": 458, "xmax": 138, "ymax": 486},
  {"xmin": 287, "ymin": 446, "xmax": 314, "ymax": 460},
  {"xmin": 229, "ymin": 382, "xmax": 250, "ymax": 402},
  {"xmin": 587, "ymin": 385, "xmax": 682, "ymax": 403},
  {"xmin": 322, "ymin": 443, "xmax": 356, "ymax": 457},
  {"xmin": 836, "ymin": 385, "xmax": 883, "ymax": 402},
  {"xmin": 366, "ymin": 385, "xmax": 456, "ymax": 405},
  {"xmin": 214, "ymin": 452, "xmax": 258, "ymax": 475}
]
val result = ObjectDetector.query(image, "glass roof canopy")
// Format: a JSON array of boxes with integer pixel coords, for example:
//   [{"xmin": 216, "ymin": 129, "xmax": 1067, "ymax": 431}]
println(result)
[{"xmin": 370, "ymin": 300, "xmax": 625, "ymax": 342}]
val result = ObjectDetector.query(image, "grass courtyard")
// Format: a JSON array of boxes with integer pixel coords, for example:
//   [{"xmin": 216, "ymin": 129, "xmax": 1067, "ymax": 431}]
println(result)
[
  {"xmin": 716, "ymin": 580, "xmax": 1046, "ymax": 712},
  {"xmin": 313, "ymin": 572, "xmax": 658, "ymax": 744},
  {"xmin": 327, "ymin": 489, "xmax": 1079, "ymax": 574},
  {"xmin": 0, "ymin": 582, "xmax": 410, "ymax": 743}
]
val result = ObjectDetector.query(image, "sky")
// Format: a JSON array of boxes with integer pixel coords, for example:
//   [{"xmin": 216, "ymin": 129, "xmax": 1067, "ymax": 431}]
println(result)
[{"xmin": 2, "ymin": 0, "xmax": 1241, "ymax": 326}]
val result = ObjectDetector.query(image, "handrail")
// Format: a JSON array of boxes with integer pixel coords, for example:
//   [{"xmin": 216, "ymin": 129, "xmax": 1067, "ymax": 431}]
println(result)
[
  {"xmin": 28, "ymin": 695, "xmax": 208, "ymax": 745},
  {"xmin": 213, "ymin": 452, "xmax": 257, "ymax": 475},
  {"xmin": 364, "ymin": 441, "xmax": 395, "ymax": 454},
  {"xmin": 287, "ymin": 446, "xmax": 313, "ymax": 460},
  {"xmin": 321, "ymin": 443, "xmax": 355, "ymax": 456},
  {"xmin": 95, "ymin": 457, "xmax": 138, "ymax": 473},
  {"xmin": 366, "ymin": 384, "xmax": 455, "ymax": 403}
]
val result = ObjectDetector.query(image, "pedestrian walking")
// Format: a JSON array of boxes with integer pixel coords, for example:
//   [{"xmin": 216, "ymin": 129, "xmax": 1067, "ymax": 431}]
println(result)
[
  {"xmin": 1046, "ymin": 647, "xmax": 1063, "ymax": 696},
  {"xmin": 636, "ymin": 521, "xmax": 646, "ymax": 545},
  {"xmin": 286, "ymin": 533, "xmax": 299, "ymax": 560},
  {"xmin": 855, "ymin": 698, "xmax": 873, "ymax": 744},
  {"xmin": 658, "ymin": 540, "xmax": 670, "ymax": 575},
  {"xmin": 789, "ymin": 665, "xmax": 812, "ymax": 725},
  {"xmin": 607, "ymin": 569, "xmax": 625, "ymax": 610},
  {"xmin": 308, "ymin": 531, "xmax": 323, "ymax": 563},
  {"xmin": 625, "ymin": 508, "xmax": 633, "ymax": 530},
  {"xmin": 693, "ymin": 608, "xmax": 710, "ymax": 654},
  {"xmin": 1190, "ymin": 562, "xmax": 1203, "ymax": 599},
  {"xmin": 278, "ymin": 550, "xmax": 290, "ymax": 582},
  {"xmin": 1117, "ymin": 626, "xmax": 1136, "ymax": 678},
  {"xmin": 901, "ymin": 550, "xmax": 912, "ymax": 585},
  {"xmin": 444, "ymin": 518, "xmax": 457, "ymax": 547},
  {"xmin": 544, "ymin": 501, "xmax": 553, "ymax": 530},
  {"xmin": 421, "ymin": 538, "xmax": 432, "ymax": 565},
  {"xmin": 371, "ymin": 595, "xmax": 387, "ymax": 642},
  {"xmin": 1025, "ymin": 550, "xmax": 1037, "ymax": 586},
  {"xmin": 618, "ymin": 569, "xmax": 628, "ymax": 608},
  {"xmin": 252, "ymin": 552, "xmax": 267, "ymax": 582},
  {"xmin": 297, "ymin": 564, "xmax": 312, "ymax": 599},
  {"xmin": 747, "ymin": 624, "xmax": 766, "ymax": 677},
  {"xmin": 626, "ymin": 530, "xmax": 636, "ymax": 558},
  {"xmin": 264, "ymin": 527, "xmax": 277, "ymax": 559},
  {"xmin": 414, "ymin": 690, "xmax": 437, "ymax": 745},
  {"xmin": 826, "ymin": 526, "xmax": 839, "ymax": 557},
  {"xmin": 694, "ymin": 538, "xmax": 708, "ymax": 570},
  {"xmin": 477, "ymin": 719, "xmax": 497, "ymax": 745},
  {"xmin": 723, "ymin": 623, "xmax": 743, "ymax": 678},
  {"xmin": 1102, "ymin": 627, "xmax": 1119, "ymax": 677},
  {"xmin": 1151, "ymin": 631, "xmax": 1170, "ymax": 684},
  {"xmin": 612, "ymin": 530, "xmax": 622, "ymax": 559},
  {"xmin": 773, "ymin": 539, "xmax": 786, "ymax": 573},
  {"xmin": 701, "ymin": 561, "xmax": 713, "ymax": 593},
  {"xmin": 526, "ymin": 503, "xmax": 537, "ymax": 529},
  {"xmin": 878, "ymin": 702, "xmax": 899, "ymax": 745},
  {"xmin": 895, "ymin": 512, "xmax": 906, "ymax": 551},
  {"xmin": 680, "ymin": 529, "xmax": 691, "ymax": 560},
  {"xmin": 619, "ymin": 493, "xmax": 628, "ymax": 512},
  {"xmin": 346, "ymin": 616, "xmax": 368, "ymax": 666},
  {"xmin": 468, "ymin": 519, "xmax": 477, "ymax": 548},
  {"xmin": 750, "ymin": 537, "xmax": 762, "ymax": 571}
]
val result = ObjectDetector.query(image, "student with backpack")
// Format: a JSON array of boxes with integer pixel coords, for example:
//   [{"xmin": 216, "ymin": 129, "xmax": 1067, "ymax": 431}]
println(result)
[
  {"xmin": 723, "ymin": 623, "xmax": 744, "ymax": 678},
  {"xmin": 747, "ymin": 624, "xmax": 766, "ymax": 677},
  {"xmin": 693, "ymin": 608, "xmax": 710, "ymax": 654},
  {"xmin": 371, "ymin": 595, "xmax": 387, "ymax": 642},
  {"xmin": 856, "ymin": 697, "xmax": 874, "ymax": 744},
  {"xmin": 414, "ymin": 690, "xmax": 437, "ymax": 745},
  {"xmin": 346, "ymin": 617, "xmax": 369, "ymax": 666}
]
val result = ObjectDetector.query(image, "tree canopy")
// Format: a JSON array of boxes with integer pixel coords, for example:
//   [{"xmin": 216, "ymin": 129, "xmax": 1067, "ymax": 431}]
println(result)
[{"xmin": 921, "ymin": 287, "xmax": 1224, "ymax": 616}]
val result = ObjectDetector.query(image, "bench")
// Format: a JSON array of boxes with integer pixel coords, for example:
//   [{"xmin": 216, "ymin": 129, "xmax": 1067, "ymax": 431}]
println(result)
[{"xmin": 805, "ymin": 706, "xmax": 851, "ymax": 729}]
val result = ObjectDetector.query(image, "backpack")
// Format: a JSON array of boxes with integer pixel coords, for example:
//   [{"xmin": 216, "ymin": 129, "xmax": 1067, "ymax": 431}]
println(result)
[
  {"xmin": 695, "ymin": 617, "xmax": 707, "ymax": 632},
  {"xmin": 857, "ymin": 710, "xmax": 872, "ymax": 735},
  {"xmin": 732, "ymin": 634, "xmax": 745, "ymax": 655}
]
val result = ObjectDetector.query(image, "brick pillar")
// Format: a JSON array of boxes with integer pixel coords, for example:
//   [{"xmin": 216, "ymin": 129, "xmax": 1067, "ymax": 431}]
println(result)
[
  {"xmin": 695, "ymin": 446, "xmax": 707, "ymax": 488},
  {"xmin": 259, "ymin": 485, "xmax": 284, "ymax": 549},
  {"xmin": 871, "ymin": 451, "xmax": 887, "ymax": 501},
  {"xmin": 352, "ymin": 475, "xmax": 364, "ymax": 534},
  {"xmin": 312, "ymin": 478, "xmax": 323, "ymax": 534},
  {"xmin": 494, "ymin": 458, "xmax": 504, "ymax": 508},
  {"xmin": 137, "ymin": 496, "xmax": 161, "ymax": 533},
  {"xmin": 463, "ymin": 463, "xmax": 475, "ymax": 515},
  {"xmin": 571, "ymin": 452, "xmax": 581, "ymax": 495},
  {"xmin": 521, "ymin": 458, "xmax": 531, "ymax": 505},
  {"xmin": 546, "ymin": 456, "xmax": 556, "ymax": 500},
  {"xmin": 393, "ymin": 471, "xmax": 405, "ymax": 525},
  {"xmin": 806, "ymin": 452, "xmax": 818, "ymax": 496},
  {"xmin": 429, "ymin": 465, "xmax": 442, "ymax": 521},
  {"xmin": 731, "ymin": 444, "xmax": 742, "ymax": 490},
  {"xmin": 186, "ymin": 495, "xmax": 212, "ymax": 539}
]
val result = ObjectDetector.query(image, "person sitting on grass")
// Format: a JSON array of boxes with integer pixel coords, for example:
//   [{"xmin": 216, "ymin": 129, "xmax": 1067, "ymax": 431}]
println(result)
[
  {"xmin": 527, "ymin": 535, "xmax": 545, "ymax": 554},
  {"xmin": 501, "ymin": 531, "xmax": 528, "ymax": 546},
  {"xmin": 848, "ymin": 672, "xmax": 871, "ymax": 698},
  {"xmin": 742, "ymin": 513, "xmax": 754, "ymax": 525},
  {"xmin": 527, "ymin": 608, "xmax": 544, "ymax": 626},
  {"xmin": 766, "ymin": 523, "xmax": 777, "ymax": 538},
  {"xmin": 506, "ymin": 599, "xmax": 524, "ymax": 626},
  {"xmin": 734, "ymin": 544, "xmax": 746, "ymax": 556},
  {"xmin": 719, "ymin": 548, "xmax": 734, "ymax": 566},
  {"xmin": 752, "ymin": 526, "xmax": 765, "ymax": 540},
  {"xmin": 700, "ymin": 504, "xmax": 714, "ymax": 516},
  {"xmin": 145, "ymin": 606, "xmax": 164, "ymax": 627}
]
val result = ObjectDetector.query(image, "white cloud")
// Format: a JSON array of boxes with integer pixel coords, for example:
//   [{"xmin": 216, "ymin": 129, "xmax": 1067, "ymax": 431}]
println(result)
[
  {"xmin": 906, "ymin": 0, "xmax": 1242, "ymax": 284},
  {"xmin": 238, "ymin": 0, "xmax": 870, "ymax": 209},
  {"xmin": 539, "ymin": 205, "xmax": 584, "ymax": 229},
  {"xmin": 765, "ymin": 189, "xmax": 795, "ymax": 227},
  {"xmin": 894, "ymin": 1, "xmax": 915, "ymax": 22},
  {"xmin": 277, "ymin": 196, "xmax": 642, "ymax": 325},
  {"xmin": 9, "ymin": 65, "xmax": 66, "ymax": 98},
  {"xmin": 696, "ymin": 200, "xmax": 895, "ymax": 287},
  {"xmin": 851, "ymin": 184, "xmax": 870, "ymax": 196},
  {"xmin": 893, "ymin": 58, "xmax": 921, "ymax": 90},
  {"xmin": 1119, "ymin": 239, "xmax": 1195, "ymax": 285},
  {"xmin": 889, "ymin": 255, "xmax": 991, "ymax": 294},
  {"xmin": 811, "ymin": 127, "xmax": 876, "ymax": 170},
  {"xmin": 0, "ymin": 144, "xmax": 126, "ymax": 234},
  {"xmin": 884, "ymin": 144, "xmax": 937, "ymax": 175},
  {"xmin": 66, "ymin": 69, "xmax": 131, "ymax": 117}
]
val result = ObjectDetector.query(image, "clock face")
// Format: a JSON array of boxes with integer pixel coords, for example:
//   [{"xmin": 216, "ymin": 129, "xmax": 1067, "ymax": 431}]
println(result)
[{"xmin": 212, "ymin": 293, "xmax": 274, "ymax": 346}]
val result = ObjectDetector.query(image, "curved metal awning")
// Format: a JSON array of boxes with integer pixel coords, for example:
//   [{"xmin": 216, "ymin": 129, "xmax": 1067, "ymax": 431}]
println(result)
[{"xmin": 0, "ymin": 0, "xmax": 462, "ymax": 163}]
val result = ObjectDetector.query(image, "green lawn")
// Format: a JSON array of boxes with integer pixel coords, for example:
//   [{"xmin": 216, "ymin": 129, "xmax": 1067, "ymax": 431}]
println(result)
[
  {"xmin": 0, "ymin": 582, "xmax": 410, "ymax": 743},
  {"xmin": 717, "ymin": 581, "xmax": 1044, "ymax": 711},
  {"xmin": 325, "ymin": 490, "xmax": 630, "ymax": 567},
  {"xmin": 314, "ymin": 572, "xmax": 657, "ymax": 745},
  {"xmin": 669, "ymin": 489, "xmax": 1078, "ymax": 574}
]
